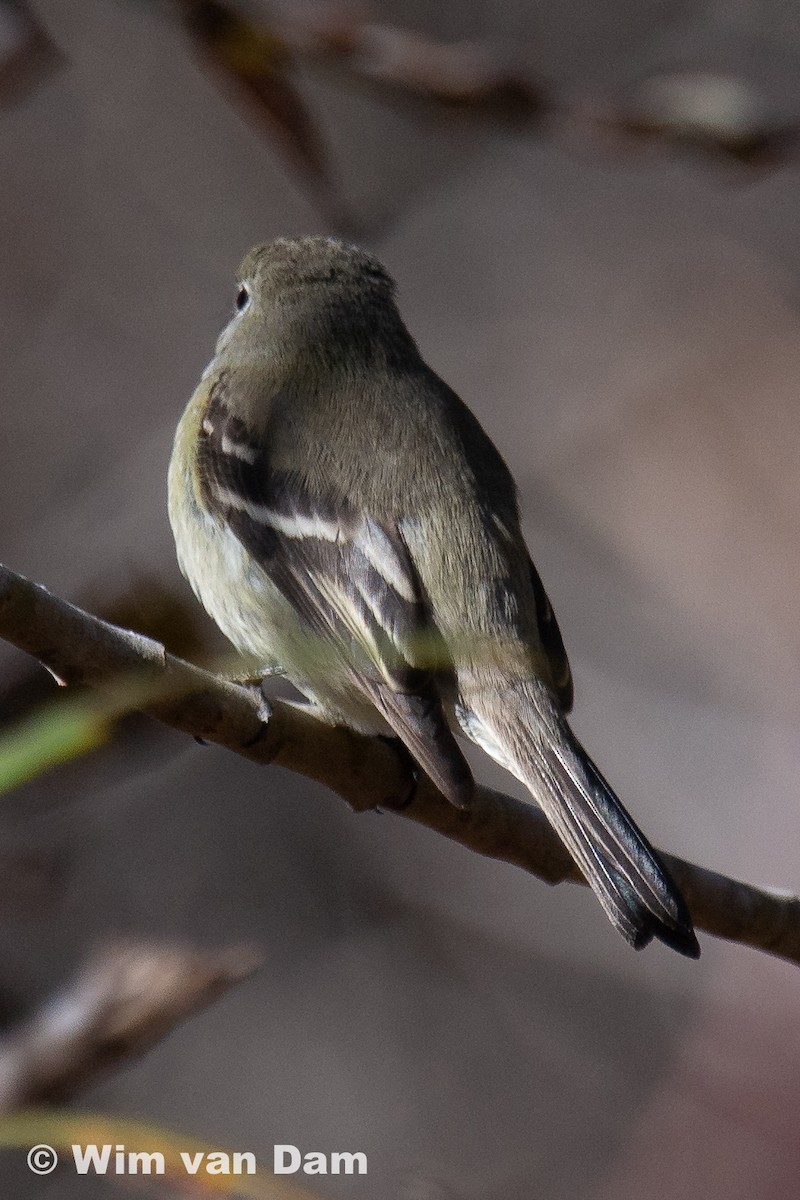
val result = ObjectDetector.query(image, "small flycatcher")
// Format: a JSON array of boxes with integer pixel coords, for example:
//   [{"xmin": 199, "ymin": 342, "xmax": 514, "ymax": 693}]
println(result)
[{"xmin": 168, "ymin": 236, "xmax": 699, "ymax": 957}]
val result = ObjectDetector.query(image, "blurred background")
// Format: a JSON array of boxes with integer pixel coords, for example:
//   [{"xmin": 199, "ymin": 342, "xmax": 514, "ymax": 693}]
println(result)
[{"xmin": 2, "ymin": 0, "xmax": 800, "ymax": 1196}]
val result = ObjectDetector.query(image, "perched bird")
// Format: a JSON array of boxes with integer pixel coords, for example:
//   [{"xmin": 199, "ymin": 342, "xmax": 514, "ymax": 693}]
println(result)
[{"xmin": 168, "ymin": 235, "xmax": 699, "ymax": 957}]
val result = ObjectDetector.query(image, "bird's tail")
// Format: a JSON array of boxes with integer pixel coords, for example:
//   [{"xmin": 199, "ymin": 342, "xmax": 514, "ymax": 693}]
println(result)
[{"xmin": 464, "ymin": 680, "xmax": 699, "ymax": 957}]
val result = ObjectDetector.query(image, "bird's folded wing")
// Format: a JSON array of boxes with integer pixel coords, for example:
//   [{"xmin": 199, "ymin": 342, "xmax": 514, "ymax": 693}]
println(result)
[
  {"xmin": 528, "ymin": 555, "xmax": 573, "ymax": 712},
  {"xmin": 196, "ymin": 389, "xmax": 474, "ymax": 807}
]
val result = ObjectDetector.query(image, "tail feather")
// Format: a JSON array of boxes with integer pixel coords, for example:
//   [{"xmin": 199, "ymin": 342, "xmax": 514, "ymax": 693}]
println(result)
[
  {"xmin": 539, "ymin": 737, "xmax": 698, "ymax": 956},
  {"xmin": 464, "ymin": 684, "xmax": 699, "ymax": 957}
]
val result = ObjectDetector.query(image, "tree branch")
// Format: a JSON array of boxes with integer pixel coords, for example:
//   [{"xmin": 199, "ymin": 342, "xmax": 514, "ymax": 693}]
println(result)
[{"xmin": 1, "ymin": 561, "xmax": 798, "ymax": 965}]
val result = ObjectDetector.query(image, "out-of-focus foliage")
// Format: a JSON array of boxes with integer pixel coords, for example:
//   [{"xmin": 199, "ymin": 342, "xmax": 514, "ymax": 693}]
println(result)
[
  {"xmin": 173, "ymin": 0, "xmax": 798, "ymax": 219},
  {"xmin": 0, "ymin": 577, "xmax": 214, "ymax": 797},
  {"xmin": 589, "ymin": 70, "xmax": 798, "ymax": 167},
  {"xmin": 178, "ymin": 0, "xmax": 352, "ymax": 228},
  {"xmin": 0, "ymin": 698, "xmax": 113, "ymax": 798},
  {"xmin": 0, "ymin": 943, "xmax": 261, "ymax": 1108},
  {"xmin": 285, "ymin": 6, "xmax": 543, "ymax": 113}
]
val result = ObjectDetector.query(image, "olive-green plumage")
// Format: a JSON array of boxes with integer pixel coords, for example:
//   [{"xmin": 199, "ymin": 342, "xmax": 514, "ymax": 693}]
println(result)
[{"xmin": 168, "ymin": 235, "xmax": 698, "ymax": 957}]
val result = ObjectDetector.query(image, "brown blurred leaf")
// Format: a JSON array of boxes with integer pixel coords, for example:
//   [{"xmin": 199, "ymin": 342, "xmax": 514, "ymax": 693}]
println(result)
[
  {"xmin": 285, "ymin": 7, "xmax": 544, "ymax": 117},
  {"xmin": 177, "ymin": 0, "xmax": 352, "ymax": 228},
  {"xmin": 577, "ymin": 72, "xmax": 799, "ymax": 170},
  {"xmin": 0, "ymin": 940, "xmax": 262, "ymax": 1108},
  {"xmin": 0, "ymin": 0, "xmax": 63, "ymax": 106}
]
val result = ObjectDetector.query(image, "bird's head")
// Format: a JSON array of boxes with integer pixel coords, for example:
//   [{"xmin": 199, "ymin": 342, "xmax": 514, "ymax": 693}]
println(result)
[{"xmin": 213, "ymin": 236, "xmax": 412, "ymax": 372}]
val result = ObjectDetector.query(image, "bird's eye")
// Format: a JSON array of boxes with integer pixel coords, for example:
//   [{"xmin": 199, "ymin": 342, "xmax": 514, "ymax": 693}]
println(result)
[{"xmin": 236, "ymin": 285, "xmax": 250, "ymax": 312}]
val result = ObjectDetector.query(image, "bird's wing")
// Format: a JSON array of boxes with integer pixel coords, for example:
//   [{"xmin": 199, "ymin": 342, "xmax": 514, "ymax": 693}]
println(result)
[
  {"xmin": 528, "ymin": 556, "xmax": 573, "ymax": 712},
  {"xmin": 432, "ymin": 377, "xmax": 573, "ymax": 712},
  {"xmin": 197, "ymin": 388, "xmax": 474, "ymax": 808}
]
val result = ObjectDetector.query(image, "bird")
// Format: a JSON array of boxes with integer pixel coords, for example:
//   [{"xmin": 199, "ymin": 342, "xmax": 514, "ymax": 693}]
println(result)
[{"xmin": 168, "ymin": 235, "xmax": 699, "ymax": 958}]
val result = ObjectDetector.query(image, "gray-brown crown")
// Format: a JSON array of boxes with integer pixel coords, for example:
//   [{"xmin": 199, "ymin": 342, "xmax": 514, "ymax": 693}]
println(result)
[{"xmin": 238, "ymin": 236, "xmax": 395, "ymax": 298}]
